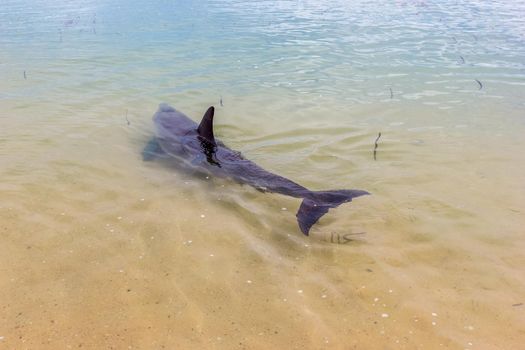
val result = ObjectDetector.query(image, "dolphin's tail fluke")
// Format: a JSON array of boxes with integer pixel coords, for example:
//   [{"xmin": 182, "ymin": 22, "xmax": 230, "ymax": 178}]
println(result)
[{"xmin": 296, "ymin": 189, "xmax": 369, "ymax": 235}]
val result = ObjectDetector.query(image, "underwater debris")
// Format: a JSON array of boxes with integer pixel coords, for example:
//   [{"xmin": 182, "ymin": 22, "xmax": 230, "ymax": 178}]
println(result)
[
  {"xmin": 475, "ymin": 79, "xmax": 483, "ymax": 90},
  {"xmin": 374, "ymin": 132, "xmax": 382, "ymax": 160}
]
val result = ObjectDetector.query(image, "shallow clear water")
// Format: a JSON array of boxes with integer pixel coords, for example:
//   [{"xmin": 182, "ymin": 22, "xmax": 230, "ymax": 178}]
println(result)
[{"xmin": 1, "ymin": 0, "xmax": 525, "ymax": 348}]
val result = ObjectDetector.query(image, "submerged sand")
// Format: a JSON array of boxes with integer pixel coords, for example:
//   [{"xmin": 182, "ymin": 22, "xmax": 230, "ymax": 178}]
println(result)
[{"xmin": 1, "ymin": 98, "xmax": 524, "ymax": 349}]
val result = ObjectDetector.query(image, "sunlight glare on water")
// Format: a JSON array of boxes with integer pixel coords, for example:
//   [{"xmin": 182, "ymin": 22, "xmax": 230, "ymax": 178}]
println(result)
[{"xmin": 1, "ymin": 0, "xmax": 525, "ymax": 349}]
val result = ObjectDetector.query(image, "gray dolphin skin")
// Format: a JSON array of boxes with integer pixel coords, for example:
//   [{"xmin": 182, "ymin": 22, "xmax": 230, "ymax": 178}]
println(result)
[{"xmin": 143, "ymin": 104, "xmax": 369, "ymax": 235}]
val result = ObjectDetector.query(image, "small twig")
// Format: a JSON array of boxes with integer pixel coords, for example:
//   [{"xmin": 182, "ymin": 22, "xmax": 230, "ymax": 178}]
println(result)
[
  {"xmin": 330, "ymin": 232, "xmax": 367, "ymax": 244},
  {"xmin": 512, "ymin": 303, "xmax": 523, "ymax": 307},
  {"xmin": 125, "ymin": 109, "xmax": 130, "ymax": 126},
  {"xmin": 346, "ymin": 232, "xmax": 366, "ymax": 235},
  {"xmin": 373, "ymin": 132, "xmax": 382, "ymax": 160},
  {"xmin": 475, "ymin": 79, "xmax": 483, "ymax": 90}
]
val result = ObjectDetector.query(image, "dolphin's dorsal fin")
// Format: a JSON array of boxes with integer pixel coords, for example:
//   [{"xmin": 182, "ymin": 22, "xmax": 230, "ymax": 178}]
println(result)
[{"xmin": 197, "ymin": 106, "xmax": 216, "ymax": 146}]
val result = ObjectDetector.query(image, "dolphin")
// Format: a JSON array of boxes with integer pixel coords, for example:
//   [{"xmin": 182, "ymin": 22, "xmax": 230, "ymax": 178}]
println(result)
[{"xmin": 143, "ymin": 104, "xmax": 369, "ymax": 235}]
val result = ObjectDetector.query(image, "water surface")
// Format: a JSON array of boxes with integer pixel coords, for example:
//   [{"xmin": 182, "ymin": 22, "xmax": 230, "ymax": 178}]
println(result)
[{"xmin": 1, "ymin": 0, "xmax": 525, "ymax": 348}]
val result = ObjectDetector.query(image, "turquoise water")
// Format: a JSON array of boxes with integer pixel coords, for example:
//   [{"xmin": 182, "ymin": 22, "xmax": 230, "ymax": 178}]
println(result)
[
  {"xmin": 2, "ymin": 0, "xmax": 525, "ymax": 109},
  {"xmin": 1, "ymin": 1, "xmax": 525, "ymax": 349}
]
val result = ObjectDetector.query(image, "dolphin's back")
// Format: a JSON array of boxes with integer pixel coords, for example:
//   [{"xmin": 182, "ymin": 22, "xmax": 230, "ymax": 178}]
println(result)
[
  {"xmin": 154, "ymin": 104, "xmax": 197, "ymax": 141},
  {"xmin": 216, "ymin": 147, "xmax": 308, "ymax": 197}
]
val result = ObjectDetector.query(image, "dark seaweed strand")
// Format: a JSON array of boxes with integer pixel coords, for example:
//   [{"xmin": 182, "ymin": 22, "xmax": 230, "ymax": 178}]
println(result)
[
  {"xmin": 475, "ymin": 79, "xmax": 483, "ymax": 90},
  {"xmin": 373, "ymin": 132, "xmax": 382, "ymax": 161},
  {"xmin": 389, "ymin": 88, "xmax": 393, "ymax": 99}
]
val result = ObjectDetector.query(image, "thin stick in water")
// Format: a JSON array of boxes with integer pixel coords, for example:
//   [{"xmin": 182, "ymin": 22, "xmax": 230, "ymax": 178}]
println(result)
[
  {"xmin": 373, "ymin": 132, "xmax": 381, "ymax": 160},
  {"xmin": 475, "ymin": 79, "xmax": 483, "ymax": 90}
]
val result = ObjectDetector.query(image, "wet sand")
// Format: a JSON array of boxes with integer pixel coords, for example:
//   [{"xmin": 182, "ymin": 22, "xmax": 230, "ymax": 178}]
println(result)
[{"xmin": 1, "ymin": 99, "xmax": 524, "ymax": 349}]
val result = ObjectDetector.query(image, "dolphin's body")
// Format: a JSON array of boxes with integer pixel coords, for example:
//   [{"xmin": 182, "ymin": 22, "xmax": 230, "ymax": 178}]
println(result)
[{"xmin": 143, "ymin": 104, "xmax": 369, "ymax": 235}]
